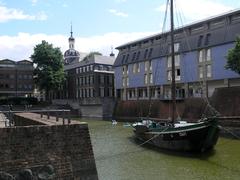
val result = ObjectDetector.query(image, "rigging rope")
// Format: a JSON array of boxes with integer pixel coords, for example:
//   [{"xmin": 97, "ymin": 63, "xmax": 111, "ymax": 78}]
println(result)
[{"xmin": 146, "ymin": 0, "xmax": 170, "ymax": 119}]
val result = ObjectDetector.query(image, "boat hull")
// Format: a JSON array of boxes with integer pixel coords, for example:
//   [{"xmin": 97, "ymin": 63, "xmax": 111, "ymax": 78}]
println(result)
[{"xmin": 133, "ymin": 119, "xmax": 219, "ymax": 152}]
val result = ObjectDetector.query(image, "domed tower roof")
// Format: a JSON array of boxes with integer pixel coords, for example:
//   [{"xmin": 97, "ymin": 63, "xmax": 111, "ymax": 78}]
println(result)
[{"xmin": 64, "ymin": 24, "xmax": 80, "ymax": 64}]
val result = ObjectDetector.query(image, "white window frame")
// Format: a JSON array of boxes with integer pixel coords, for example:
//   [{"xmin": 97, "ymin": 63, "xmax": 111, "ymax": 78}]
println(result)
[
  {"xmin": 167, "ymin": 70, "xmax": 172, "ymax": 81},
  {"xmin": 206, "ymin": 49, "xmax": 211, "ymax": 61},
  {"xmin": 207, "ymin": 64, "xmax": 212, "ymax": 78},
  {"xmin": 144, "ymin": 61, "xmax": 148, "ymax": 72},
  {"xmin": 199, "ymin": 50, "xmax": 204, "ymax": 62},
  {"xmin": 149, "ymin": 61, "xmax": 152, "ymax": 71},
  {"xmin": 199, "ymin": 66, "xmax": 203, "ymax": 79},
  {"xmin": 175, "ymin": 55, "xmax": 180, "ymax": 66},
  {"xmin": 149, "ymin": 73, "xmax": 153, "ymax": 84}
]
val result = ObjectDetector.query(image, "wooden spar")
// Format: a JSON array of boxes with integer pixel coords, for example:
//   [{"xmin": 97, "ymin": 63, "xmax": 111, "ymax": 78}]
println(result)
[{"xmin": 170, "ymin": 0, "xmax": 176, "ymax": 123}]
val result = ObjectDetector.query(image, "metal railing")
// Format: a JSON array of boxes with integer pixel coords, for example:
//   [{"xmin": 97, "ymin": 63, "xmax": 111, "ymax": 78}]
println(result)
[{"xmin": 0, "ymin": 109, "xmax": 71, "ymax": 127}]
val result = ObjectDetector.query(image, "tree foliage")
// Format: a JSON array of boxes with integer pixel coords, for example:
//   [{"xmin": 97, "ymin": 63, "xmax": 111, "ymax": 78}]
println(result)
[
  {"xmin": 31, "ymin": 40, "xmax": 65, "ymax": 97},
  {"xmin": 226, "ymin": 37, "xmax": 240, "ymax": 74}
]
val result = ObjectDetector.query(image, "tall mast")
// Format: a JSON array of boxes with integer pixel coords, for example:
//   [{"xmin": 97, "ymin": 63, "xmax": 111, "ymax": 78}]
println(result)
[{"xmin": 170, "ymin": 0, "xmax": 176, "ymax": 123}]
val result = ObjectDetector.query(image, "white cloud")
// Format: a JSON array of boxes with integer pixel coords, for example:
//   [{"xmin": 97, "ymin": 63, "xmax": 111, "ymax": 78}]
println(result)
[
  {"xmin": 31, "ymin": 0, "xmax": 38, "ymax": 6},
  {"xmin": 0, "ymin": 5, "xmax": 47, "ymax": 22},
  {"xmin": 155, "ymin": 0, "xmax": 234, "ymax": 23},
  {"xmin": 108, "ymin": 9, "xmax": 129, "ymax": 17},
  {"xmin": 0, "ymin": 31, "xmax": 155, "ymax": 61}
]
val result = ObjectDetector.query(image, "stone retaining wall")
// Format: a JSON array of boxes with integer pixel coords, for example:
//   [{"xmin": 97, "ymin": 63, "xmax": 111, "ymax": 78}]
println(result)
[{"xmin": 0, "ymin": 113, "xmax": 98, "ymax": 180}]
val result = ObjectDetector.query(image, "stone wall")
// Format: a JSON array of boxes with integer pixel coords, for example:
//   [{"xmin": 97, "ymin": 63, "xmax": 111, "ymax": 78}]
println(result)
[
  {"xmin": 53, "ymin": 98, "xmax": 116, "ymax": 119},
  {"xmin": 0, "ymin": 113, "xmax": 98, "ymax": 180}
]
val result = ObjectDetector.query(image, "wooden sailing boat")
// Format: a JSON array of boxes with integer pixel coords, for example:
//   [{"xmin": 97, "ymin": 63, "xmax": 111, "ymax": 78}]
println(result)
[{"xmin": 132, "ymin": 0, "xmax": 219, "ymax": 152}]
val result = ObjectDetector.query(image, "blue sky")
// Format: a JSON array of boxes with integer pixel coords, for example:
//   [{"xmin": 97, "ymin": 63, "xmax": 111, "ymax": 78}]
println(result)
[{"xmin": 0, "ymin": 0, "xmax": 240, "ymax": 60}]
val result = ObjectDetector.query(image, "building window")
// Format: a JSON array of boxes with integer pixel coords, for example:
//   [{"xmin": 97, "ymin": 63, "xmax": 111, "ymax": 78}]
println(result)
[
  {"xmin": 137, "ymin": 63, "xmax": 140, "ymax": 72},
  {"xmin": 136, "ymin": 51, "xmax": 141, "ymax": 60},
  {"xmin": 176, "ymin": 69, "xmax": 181, "ymax": 81},
  {"xmin": 122, "ymin": 77, "xmax": 125, "ymax": 87},
  {"xmin": 206, "ymin": 49, "xmax": 211, "ymax": 61},
  {"xmin": 132, "ymin": 52, "xmax": 136, "ymax": 61},
  {"xmin": 100, "ymin": 75, "xmax": 104, "ymax": 84},
  {"xmin": 125, "ymin": 54, "xmax": 129, "ymax": 63},
  {"xmin": 122, "ymin": 55, "xmax": 126, "ymax": 63},
  {"xmin": 175, "ymin": 55, "xmax": 180, "ymax": 66},
  {"xmin": 148, "ymin": 48, "xmax": 153, "ymax": 58},
  {"xmin": 138, "ymin": 89, "xmax": 143, "ymax": 98},
  {"xmin": 80, "ymin": 68, "xmax": 82, "ymax": 73},
  {"xmin": 126, "ymin": 65, "xmax": 128, "ymax": 74},
  {"xmin": 76, "ymin": 68, "xmax": 79, "ymax": 74},
  {"xmin": 133, "ymin": 63, "xmax": 140, "ymax": 73},
  {"xmin": 199, "ymin": 50, "xmax": 204, "ymax": 62},
  {"xmin": 149, "ymin": 73, "xmax": 153, "ymax": 84},
  {"xmin": 207, "ymin": 64, "xmax": 212, "ymax": 78},
  {"xmin": 198, "ymin": 35, "xmax": 203, "ymax": 47},
  {"xmin": 133, "ymin": 64, "xmax": 136, "ymax": 73},
  {"xmin": 149, "ymin": 61, "xmax": 152, "ymax": 71},
  {"xmin": 86, "ymin": 76, "xmax": 89, "ymax": 85},
  {"xmin": 100, "ymin": 87, "xmax": 104, "ymax": 97},
  {"xmin": 167, "ymin": 70, "xmax": 172, "ymax": 81},
  {"xmin": 205, "ymin": 33, "xmax": 211, "ymax": 45},
  {"xmin": 144, "ymin": 49, "xmax": 148, "ymax": 59},
  {"xmin": 126, "ymin": 77, "xmax": 129, "ymax": 87},
  {"xmin": 144, "ymin": 74, "xmax": 148, "ymax": 84},
  {"xmin": 199, "ymin": 66, "xmax": 203, "ymax": 79},
  {"xmin": 109, "ymin": 76, "xmax": 112, "ymax": 84},
  {"xmin": 169, "ymin": 43, "xmax": 180, "ymax": 53},
  {"xmin": 174, "ymin": 43, "xmax": 180, "ymax": 52},
  {"xmin": 144, "ymin": 61, "xmax": 148, "ymax": 71}
]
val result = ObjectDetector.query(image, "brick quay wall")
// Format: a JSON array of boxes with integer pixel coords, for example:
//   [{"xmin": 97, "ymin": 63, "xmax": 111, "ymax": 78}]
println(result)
[{"xmin": 0, "ymin": 113, "xmax": 98, "ymax": 180}]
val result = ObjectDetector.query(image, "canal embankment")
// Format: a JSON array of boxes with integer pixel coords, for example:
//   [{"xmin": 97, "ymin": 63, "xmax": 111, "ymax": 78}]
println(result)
[
  {"xmin": 0, "ymin": 112, "xmax": 98, "ymax": 179},
  {"xmin": 113, "ymin": 87, "xmax": 240, "ymax": 138}
]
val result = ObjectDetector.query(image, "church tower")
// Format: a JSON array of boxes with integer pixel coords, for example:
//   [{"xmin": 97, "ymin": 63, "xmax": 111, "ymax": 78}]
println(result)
[
  {"xmin": 69, "ymin": 24, "xmax": 75, "ymax": 49},
  {"xmin": 64, "ymin": 24, "xmax": 80, "ymax": 65}
]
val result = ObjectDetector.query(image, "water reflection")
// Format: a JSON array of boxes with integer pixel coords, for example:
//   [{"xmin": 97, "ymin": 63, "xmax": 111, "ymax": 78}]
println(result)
[{"xmin": 80, "ymin": 119, "xmax": 240, "ymax": 180}]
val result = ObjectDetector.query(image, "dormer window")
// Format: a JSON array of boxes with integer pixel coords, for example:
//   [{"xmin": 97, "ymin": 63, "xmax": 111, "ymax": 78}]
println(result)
[{"xmin": 205, "ymin": 33, "xmax": 211, "ymax": 45}]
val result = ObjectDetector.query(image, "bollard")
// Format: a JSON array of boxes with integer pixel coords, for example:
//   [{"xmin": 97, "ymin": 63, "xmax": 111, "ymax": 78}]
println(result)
[
  {"xmin": 56, "ymin": 111, "xmax": 59, "ymax": 122},
  {"xmin": 47, "ymin": 108, "xmax": 50, "ymax": 119},
  {"xmin": 8, "ymin": 110, "xmax": 11, "ymax": 127},
  {"xmin": 68, "ymin": 111, "xmax": 71, "ymax": 124},
  {"xmin": 40, "ymin": 112, "xmax": 43, "ymax": 118},
  {"xmin": 62, "ymin": 110, "xmax": 65, "ymax": 125}
]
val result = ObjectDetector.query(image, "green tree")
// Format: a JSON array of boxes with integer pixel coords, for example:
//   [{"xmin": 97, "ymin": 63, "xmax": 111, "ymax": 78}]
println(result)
[
  {"xmin": 31, "ymin": 40, "xmax": 65, "ymax": 100},
  {"xmin": 226, "ymin": 37, "xmax": 240, "ymax": 74}
]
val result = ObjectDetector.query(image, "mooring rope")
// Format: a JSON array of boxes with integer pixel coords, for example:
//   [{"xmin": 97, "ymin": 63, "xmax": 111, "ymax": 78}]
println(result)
[
  {"xmin": 219, "ymin": 126, "xmax": 240, "ymax": 139},
  {"xmin": 139, "ymin": 126, "xmax": 170, "ymax": 146}
]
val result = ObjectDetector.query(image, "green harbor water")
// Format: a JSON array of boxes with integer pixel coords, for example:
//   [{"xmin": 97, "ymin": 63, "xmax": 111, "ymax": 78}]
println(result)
[{"xmin": 83, "ymin": 119, "xmax": 240, "ymax": 180}]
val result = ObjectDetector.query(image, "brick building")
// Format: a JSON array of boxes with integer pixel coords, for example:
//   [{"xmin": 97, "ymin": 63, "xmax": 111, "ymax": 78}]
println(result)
[
  {"xmin": 55, "ymin": 28, "xmax": 115, "ymax": 101},
  {"xmin": 0, "ymin": 59, "xmax": 34, "ymax": 98}
]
